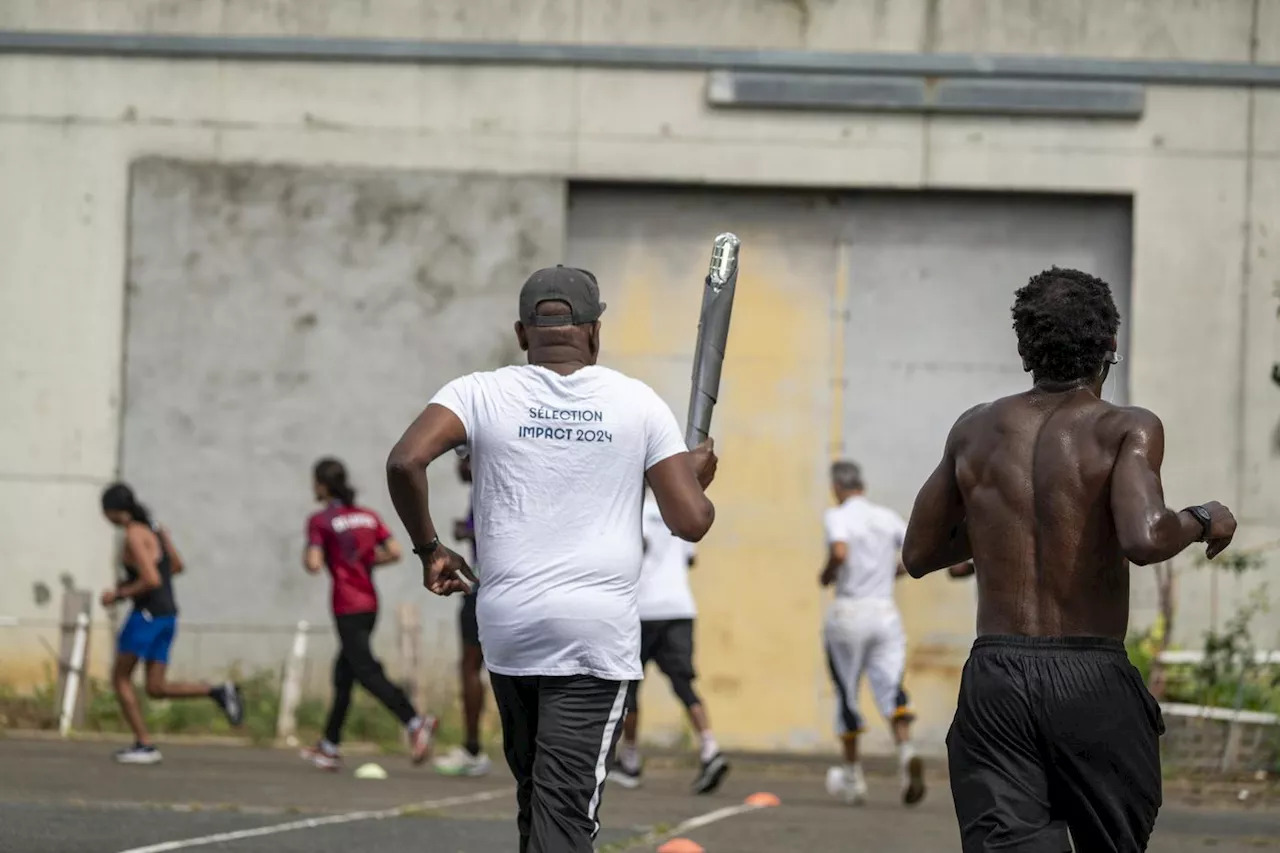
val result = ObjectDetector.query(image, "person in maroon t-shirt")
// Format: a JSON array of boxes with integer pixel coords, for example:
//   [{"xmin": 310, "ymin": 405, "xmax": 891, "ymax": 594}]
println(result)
[{"xmin": 301, "ymin": 457, "xmax": 436, "ymax": 771}]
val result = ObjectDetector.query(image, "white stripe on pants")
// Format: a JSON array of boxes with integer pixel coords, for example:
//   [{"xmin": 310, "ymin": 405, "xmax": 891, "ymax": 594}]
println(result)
[{"xmin": 588, "ymin": 682, "xmax": 629, "ymax": 835}]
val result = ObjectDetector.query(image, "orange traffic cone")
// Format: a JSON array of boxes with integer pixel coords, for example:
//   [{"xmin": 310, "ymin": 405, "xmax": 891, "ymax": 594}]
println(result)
[
  {"xmin": 745, "ymin": 792, "xmax": 781, "ymax": 807},
  {"xmin": 657, "ymin": 839, "xmax": 704, "ymax": 853}
]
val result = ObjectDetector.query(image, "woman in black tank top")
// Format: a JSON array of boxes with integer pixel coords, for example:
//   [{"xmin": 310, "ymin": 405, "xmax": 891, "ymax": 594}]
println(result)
[{"xmin": 99, "ymin": 483, "xmax": 245, "ymax": 764}]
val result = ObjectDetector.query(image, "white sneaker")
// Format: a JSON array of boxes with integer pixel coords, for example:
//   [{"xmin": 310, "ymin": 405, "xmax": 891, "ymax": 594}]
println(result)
[
  {"xmin": 114, "ymin": 744, "xmax": 162, "ymax": 765},
  {"xmin": 607, "ymin": 762, "xmax": 642, "ymax": 789},
  {"xmin": 301, "ymin": 743, "xmax": 341, "ymax": 772},
  {"xmin": 432, "ymin": 746, "xmax": 493, "ymax": 777},
  {"xmin": 409, "ymin": 716, "xmax": 439, "ymax": 766},
  {"xmin": 825, "ymin": 765, "xmax": 867, "ymax": 805}
]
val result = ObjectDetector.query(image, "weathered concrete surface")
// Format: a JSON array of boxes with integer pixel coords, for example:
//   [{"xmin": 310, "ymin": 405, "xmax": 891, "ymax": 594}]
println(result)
[{"xmin": 118, "ymin": 160, "xmax": 562, "ymax": 666}]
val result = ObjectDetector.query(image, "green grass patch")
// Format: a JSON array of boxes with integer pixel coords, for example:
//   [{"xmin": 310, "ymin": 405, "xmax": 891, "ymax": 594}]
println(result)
[{"xmin": 1, "ymin": 666, "xmax": 473, "ymax": 754}]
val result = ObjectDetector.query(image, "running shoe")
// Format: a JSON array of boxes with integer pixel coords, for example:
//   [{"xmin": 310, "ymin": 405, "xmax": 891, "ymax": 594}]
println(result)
[
  {"xmin": 300, "ymin": 742, "xmax": 341, "ymax": 772},
  {"xmin": 212, "ymin": 681, "xmax": 244, "ymax": 727},
  {"xmin": 607, "ymin": 761, "xmax": 642, "ymax": 790},
  {"xmin": 409, "ymin": 715, "xmax": 439, "ymax": 765},
  {"xmin": 432, "ymin": 746, "xmax": 493, "ymax": 777},
  {"xmin": 114, "ymin": 744, "xmax": 162, "ymax": 765},
  {"xmin": 825, "ymin": 765, "xmax": 867, "ymax": 806},
  {"xmin": 691, "ymin": 752, "xmax": 730, "ymax": 795},
  {"xmin": 902, "ymin": 754, "xmax": 926, "ymax": 806}
]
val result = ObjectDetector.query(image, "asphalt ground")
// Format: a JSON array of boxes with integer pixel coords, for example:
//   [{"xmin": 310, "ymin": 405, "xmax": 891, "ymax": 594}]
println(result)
[{"xmin": 1, "ymin": 736, "xmax": 1278, "ymax": 853}]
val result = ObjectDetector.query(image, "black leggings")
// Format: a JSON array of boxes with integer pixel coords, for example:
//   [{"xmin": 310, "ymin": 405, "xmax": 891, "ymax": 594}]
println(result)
[{"xmin": 324, "ymin": 611, "xmax": 417, "ymax": 745}]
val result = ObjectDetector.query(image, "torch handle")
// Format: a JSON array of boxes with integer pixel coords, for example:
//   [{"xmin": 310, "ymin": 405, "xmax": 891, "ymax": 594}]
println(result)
[
  {"xmin": 685, "ymin": 283, "xmax": 723, "ymax": 449},
  {"xmin": 685, "ymin": 233, "xmax": 741, "ymax": 450}
]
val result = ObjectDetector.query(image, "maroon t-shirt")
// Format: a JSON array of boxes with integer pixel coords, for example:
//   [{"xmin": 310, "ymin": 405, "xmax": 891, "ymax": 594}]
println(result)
[{"xmin": 306, "ymin": 503, "xmax": 392, "ymax": 616}]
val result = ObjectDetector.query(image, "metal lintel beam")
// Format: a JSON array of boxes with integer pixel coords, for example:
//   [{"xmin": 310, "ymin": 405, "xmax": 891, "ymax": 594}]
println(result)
[
  {"xmin": 1, "ymin": 29, "xmax": 1280, "ymax": 89},
  {"xmin": 707, "ymin": 71, "xmax": 1146, "ymax": 118}
]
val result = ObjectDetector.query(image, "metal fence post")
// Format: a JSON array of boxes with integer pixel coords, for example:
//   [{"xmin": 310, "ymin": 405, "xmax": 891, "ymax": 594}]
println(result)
[
  {"xmin": 58, "ymin": 612, "xmax": 90, "ymax": 738},
  {"xmin": 276, "ymin": 620, "xmax": 309, "ymax": 744},
  {"xmin": 55, "ymin": 590, "xmax": 93, "ymax": 731}
]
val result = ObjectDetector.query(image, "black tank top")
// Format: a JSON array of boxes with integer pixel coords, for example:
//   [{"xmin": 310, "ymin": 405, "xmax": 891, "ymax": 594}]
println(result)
[{"xmin": 123, "ymin": 522, "xmax": 178, "ymax": 617}]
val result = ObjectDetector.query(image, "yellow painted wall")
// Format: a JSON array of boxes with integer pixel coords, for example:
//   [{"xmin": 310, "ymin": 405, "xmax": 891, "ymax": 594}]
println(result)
[{"xmin": 569, "ymin": 189, "xmax": 840, "ymax": 751}]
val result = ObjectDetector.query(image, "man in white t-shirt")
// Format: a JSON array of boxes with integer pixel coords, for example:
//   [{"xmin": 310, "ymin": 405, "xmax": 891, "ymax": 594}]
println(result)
[
  {"xmin": 820, "ymin": 459, "xmax": 925, "ymax": 808},
  {"xmin": 386, "ymin": 265, "xmax": 717, "ymax": 853},
  {"xmin": 608, "ymin": 490, "xmax": 730, "ymax": 796}
]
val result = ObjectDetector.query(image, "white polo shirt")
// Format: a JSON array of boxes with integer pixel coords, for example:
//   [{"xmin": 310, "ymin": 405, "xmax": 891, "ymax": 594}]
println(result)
[
  {"xmin": 429, "ymin": 364, "xmax": 688, "ymax": 681},
  {"xmin": 636, "ymin": 496, "xmax": 697, "ymax": 621},
  {"xmin": 822, "ymin": 495, "xmax": 907, "ymax": 601}
]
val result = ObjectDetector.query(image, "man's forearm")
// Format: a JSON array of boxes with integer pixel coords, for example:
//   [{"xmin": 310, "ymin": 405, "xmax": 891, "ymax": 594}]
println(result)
[
  {"xmin": 1127, "ymin": 508, "xmax": 1204, "ymax": 566},
  {"xmin": 386, "ymin": 462, "xmax": 438, "ymax": 547},
  {"xmin": 904, "ymin": 522, "xmax": 973, "ymax": 578}
]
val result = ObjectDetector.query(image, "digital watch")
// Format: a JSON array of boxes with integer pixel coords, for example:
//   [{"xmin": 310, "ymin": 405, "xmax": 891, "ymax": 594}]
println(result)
[{"xmin": 1184, "ymin": 506, "xmax": 1212, "ymax": 542}]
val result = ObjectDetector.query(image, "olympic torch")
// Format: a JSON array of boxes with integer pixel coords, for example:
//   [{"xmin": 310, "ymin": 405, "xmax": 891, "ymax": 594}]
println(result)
[{"xmin": 685, "ymin": 233, "xmax": 741, "ymax": 450}]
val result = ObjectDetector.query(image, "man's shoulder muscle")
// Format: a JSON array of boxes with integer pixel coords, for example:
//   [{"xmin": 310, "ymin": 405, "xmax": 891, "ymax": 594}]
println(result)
[
  {"xmin": 947, "ymin": 400, "xmax": 997, "ymax": 445},
  {"xmin": 1112, "ymin": 403, "xmax": 1161, "ymax": 428},
  {"xmin": 1106, "ymin": 404, "xmax": 1163, "ymax": 448}
]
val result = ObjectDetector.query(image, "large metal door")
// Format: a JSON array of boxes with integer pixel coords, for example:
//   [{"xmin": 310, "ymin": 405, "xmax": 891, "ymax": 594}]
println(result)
[{"xmin": 567, "ymin": 185, "xmax": 1131, "ymax": 754}]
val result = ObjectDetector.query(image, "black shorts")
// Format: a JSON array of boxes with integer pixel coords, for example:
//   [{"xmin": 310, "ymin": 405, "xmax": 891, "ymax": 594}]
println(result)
[
  {"xmin": 948, "ymin": 636, "xmax": 1165, "ymax": 853},
  {"xmin": 459, "ymin": 591, "xmax": 480, "ymax": 649},
  {"xmin": 628, "ymin": 619, "xmax": 699, "ymax": 712}
]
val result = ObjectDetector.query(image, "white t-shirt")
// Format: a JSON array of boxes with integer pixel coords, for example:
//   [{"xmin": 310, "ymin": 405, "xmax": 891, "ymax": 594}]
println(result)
[
  {"xmin": 822, "ymin": 495, "xmax": 907, "ymax": 602},
  {"xmin": 637, "ymin": 496, "xmax": 697, "ymax": 621},
  {"xmin": 429, "ymin": 364, "xmax": 688, "ymax": 681}
]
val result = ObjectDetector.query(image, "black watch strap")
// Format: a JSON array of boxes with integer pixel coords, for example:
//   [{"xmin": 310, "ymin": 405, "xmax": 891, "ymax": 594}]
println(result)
[
  {"xmin": 1184, "ymin": 506, "xmax": 1212, "ymax": 542},
  {"xmin": 412, "ymin": 537, "xmax": 440, "ymax": 557}
]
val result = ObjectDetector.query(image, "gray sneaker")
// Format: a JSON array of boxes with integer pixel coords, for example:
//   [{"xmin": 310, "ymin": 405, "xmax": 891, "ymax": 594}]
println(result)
[{"xmin": 692, "ymin": 753, "xmax": 730, "ymax": 795}]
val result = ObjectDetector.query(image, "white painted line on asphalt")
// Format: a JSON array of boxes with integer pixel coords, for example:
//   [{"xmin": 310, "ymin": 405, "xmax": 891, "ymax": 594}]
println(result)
[
  {"xmin": 615, "ymin": 799, "xmax": 775, "ymax": 851},
  {"xmin": 114, "ymin": 788, "xmax": 509, "ymax": 853},
  {"xmin": 668, "ymin": 801, "xmax": 765, "ymax": 834}
]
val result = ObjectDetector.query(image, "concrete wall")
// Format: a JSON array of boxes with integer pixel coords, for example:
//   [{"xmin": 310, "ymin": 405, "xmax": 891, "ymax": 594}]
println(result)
[
  {"xmin": 2, "ymin": 0, "xmax": 1280, "ymax": 750},
  {"xmin": 120, "ymin": 160, "xmax": 561, "ymax": 664}
]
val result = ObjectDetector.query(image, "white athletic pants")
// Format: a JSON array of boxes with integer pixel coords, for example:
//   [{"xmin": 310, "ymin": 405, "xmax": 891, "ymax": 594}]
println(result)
[{"xmin": 823, "ymin": 597, "xmax": 912, "ymax": 735}]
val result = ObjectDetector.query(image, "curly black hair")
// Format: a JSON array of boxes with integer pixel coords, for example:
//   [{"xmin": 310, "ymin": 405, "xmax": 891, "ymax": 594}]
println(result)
[{"xmin": 1011, "ymin": 267, "xmax": 1120, "ymax": 383}]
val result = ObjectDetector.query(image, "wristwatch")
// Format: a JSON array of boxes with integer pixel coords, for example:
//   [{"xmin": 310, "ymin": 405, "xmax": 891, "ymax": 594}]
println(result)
[
  {"xmin": 412, "ymin": 537, "xmax": 440, "ymax": 557},
  {"xmin": 1184, "ymin": 506, "xmax": 1212, "ymax": 542}
]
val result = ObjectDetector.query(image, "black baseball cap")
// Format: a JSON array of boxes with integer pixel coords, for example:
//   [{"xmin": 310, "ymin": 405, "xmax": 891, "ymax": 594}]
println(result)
[{"xmin": 518, "ymin": 265, "xmax": 607, "ymax": 327}]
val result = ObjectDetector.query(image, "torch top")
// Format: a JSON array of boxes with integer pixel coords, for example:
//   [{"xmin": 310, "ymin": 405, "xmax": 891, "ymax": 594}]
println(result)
[{"xmin": 708, "ymin": 233, "xmax": 741, "ymax": 289}]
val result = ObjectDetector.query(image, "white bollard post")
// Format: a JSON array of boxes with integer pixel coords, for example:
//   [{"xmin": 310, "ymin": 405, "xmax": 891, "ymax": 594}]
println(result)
[
  {"xmin": 59, "ymin": 612, "xmax": 90, "ymax": 738},
  {"xmin": 276, "ymin": 620, "xmax": 309, "ymax": 745}
]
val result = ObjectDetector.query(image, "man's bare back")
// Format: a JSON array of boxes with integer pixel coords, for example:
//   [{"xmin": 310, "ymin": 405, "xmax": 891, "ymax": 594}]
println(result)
[
  {"xmin": 899, "ymin": 267, "xmax": 1237, "ymax": 853},
  {"xmin": 947, "ymin": 388, "xmax": 1190, "ymax": 638},
  {"xmin": 904, "ymin": 385, "xmax": 1235, "ymax": 640},
  {"xmin": 949, "ymin": 388, "xmax": 1136, "ymax": 638}
]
